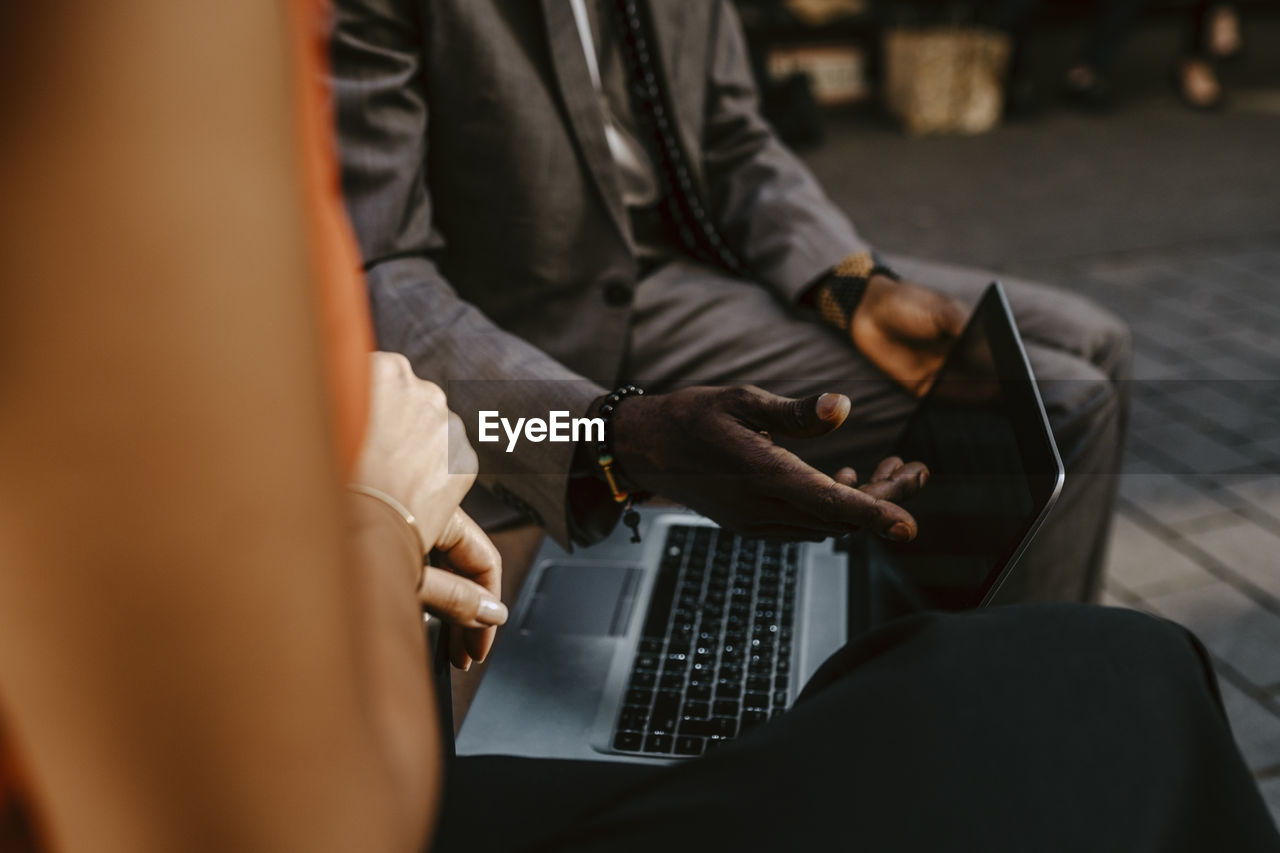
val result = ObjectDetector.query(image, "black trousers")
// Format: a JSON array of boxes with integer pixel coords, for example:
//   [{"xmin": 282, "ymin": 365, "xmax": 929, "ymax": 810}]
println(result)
[{"xmin": 434, "ymin": 605, "xmax": 1279, "ymax": 853}]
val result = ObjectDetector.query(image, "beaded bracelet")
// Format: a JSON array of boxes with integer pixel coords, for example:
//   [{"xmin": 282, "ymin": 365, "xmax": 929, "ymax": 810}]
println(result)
[
  {"xmin": 816, "ymin": 251, "xmax": 901, "ymax": 332},
  {"xmin": 596, "ymin": 384, "xmax": 646, "ymax": 543}
]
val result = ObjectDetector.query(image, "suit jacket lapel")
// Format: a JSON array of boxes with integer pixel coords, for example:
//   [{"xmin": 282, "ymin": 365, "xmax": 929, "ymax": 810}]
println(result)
[
  {"xmin": 540, "ymin": 0, "xmax": 631, "ymax": 249},
  {"xmin": 647, "ymin": 1, "xmax": 689, "ymax": 107}
]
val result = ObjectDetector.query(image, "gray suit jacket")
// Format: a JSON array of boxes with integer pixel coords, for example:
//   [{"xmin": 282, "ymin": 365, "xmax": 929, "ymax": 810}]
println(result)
[{"xmin": 331, "ymin": 0, "xmax": 870, "ymax": 544}]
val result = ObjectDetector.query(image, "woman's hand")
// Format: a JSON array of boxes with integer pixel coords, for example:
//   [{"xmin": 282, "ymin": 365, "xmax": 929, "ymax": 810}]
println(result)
[
  {"xmin": 419, "ymin": 509, "xmax": 506, "ymax": 670},
  {"xmin": 354, "ymin": 352, "xmax": 507, "ymax": 668},
  {"xmin": 353, "ymin": 352, "xmax": 479, "ymax": 546}
]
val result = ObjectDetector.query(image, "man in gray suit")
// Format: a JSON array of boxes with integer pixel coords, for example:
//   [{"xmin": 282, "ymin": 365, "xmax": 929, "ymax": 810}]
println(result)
[{"xmin": 331, "ymin": 0, "xmax": 1130, "ymax": 601}]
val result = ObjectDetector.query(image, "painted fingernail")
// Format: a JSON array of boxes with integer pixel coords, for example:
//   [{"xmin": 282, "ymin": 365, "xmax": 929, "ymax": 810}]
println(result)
[
  {"xmin": 887, "ymin": 522, "xmax": 913, "ymax": 542},
  {"xmin": 918, "ymin": 469, "xmax": 929, "ymax": 487},
  {"xmin": 477, "ymin": 598, "xmax": 509, "ymax": 627}
]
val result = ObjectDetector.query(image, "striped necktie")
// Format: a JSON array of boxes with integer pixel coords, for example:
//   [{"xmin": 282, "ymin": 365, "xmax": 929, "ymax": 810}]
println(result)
[{"xmin": 607, "ymin": 0, "xmax": 747, "ymax": 277}]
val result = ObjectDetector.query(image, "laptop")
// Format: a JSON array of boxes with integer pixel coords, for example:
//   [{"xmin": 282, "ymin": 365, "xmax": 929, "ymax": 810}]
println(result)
[{"xmin": 457, "ymin": 282, "xmax": 1065, "ymax": 763}]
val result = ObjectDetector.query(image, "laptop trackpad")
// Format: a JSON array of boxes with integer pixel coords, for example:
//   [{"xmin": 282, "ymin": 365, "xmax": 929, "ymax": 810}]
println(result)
[{"xmin": 520, "ymin": 562, "xmax": 641, "ymax": 637}]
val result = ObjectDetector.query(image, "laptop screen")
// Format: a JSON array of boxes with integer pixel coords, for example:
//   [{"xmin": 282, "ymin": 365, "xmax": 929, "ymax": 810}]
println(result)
[{"xmin": 867, "ymin": 283, "xmax": 1064, "ymax": 611}]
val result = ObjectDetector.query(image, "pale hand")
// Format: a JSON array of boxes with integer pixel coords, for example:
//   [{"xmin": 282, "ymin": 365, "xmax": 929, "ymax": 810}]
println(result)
[{"xmin": 353, "ymin": 353, "xmax": 506, "ymax": 668}]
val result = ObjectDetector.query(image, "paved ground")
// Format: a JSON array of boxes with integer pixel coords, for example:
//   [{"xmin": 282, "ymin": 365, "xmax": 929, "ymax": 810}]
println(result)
[{"xmin": 802, "ymin": 10, "xmax": 1280, "ymax": 826}]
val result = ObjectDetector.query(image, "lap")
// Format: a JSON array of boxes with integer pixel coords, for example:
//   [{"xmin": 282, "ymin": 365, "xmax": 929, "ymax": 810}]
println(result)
[
  {"xmin": 627, "ymin": 257, "xmax": 913, "ymax": 470},
  {"xmin": 626, "ymin": 256, "xmax": 1126, "ymax": 473},
  {"xmin": 630, "ymin": 254, "xmax": 1127, "ymax": 380},
  {"xmin": 434, "ymin": 606, "xmax": 1276, "ymax": 852},
  {"xmin": 883, "ymin": 253, "xmax": 1130, "ymax": 378}
]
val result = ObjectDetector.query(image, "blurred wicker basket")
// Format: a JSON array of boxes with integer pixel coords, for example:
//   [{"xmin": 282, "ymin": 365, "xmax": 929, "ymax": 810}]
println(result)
[{"xmin": 883, "ymin": 26, "xmax": 1010, "ymax": 135}]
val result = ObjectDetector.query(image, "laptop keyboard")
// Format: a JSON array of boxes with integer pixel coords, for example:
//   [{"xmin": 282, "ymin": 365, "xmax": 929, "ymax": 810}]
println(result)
[{"xmin": 611, "ymin": 524, "xmax": 799, "ymax": 758}]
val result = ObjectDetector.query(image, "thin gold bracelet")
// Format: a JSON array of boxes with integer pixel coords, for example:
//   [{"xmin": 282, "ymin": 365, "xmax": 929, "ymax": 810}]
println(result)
[{"xmin": 346, "ymin": 485, "xmax": 428, "ymax": 575}]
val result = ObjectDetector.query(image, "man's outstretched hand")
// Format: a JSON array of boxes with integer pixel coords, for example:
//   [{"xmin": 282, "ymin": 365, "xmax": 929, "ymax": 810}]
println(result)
[
  {"xmin": 609, "ymin": 386, "xmax": 928, "ymax": 542},
  {"xmin": 851, "ymin": 274, "xmax": 968, "ymax": 397}
]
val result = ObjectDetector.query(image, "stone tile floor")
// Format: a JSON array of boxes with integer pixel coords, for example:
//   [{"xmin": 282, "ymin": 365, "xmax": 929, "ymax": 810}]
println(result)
[
  {"xmin": 804, "ymin": 56, "xmax": 1280, "ymax": 821},
  {"xmin": 1030, "ymin": 243, "xmax": 1280, "ymax": 827}
]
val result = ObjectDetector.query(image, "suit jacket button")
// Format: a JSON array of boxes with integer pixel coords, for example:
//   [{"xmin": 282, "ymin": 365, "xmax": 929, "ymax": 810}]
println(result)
[{"xmin": 603, "ymin": 281, "xmax": 633, "ymax": 307}]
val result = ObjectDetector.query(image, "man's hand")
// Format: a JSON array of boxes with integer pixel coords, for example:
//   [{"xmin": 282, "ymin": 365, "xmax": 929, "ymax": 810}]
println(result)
[
  {"xmin": 610, "ymin": 386, "xmax": 928, "ymax": 542},
  {"xmin": 851, "ymin": 274, "xmax": 968, "ymax": 397}
]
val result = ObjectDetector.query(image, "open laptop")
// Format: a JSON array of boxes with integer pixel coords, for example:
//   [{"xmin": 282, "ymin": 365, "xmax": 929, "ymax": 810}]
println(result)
[{"xmin": 457, "ymin": 282, "xmax": 1065, "ymax": 763}]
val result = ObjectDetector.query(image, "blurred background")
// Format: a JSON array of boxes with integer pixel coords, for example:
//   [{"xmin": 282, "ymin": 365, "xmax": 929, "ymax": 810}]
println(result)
[{"xmin": 732, "ymin": 0, "xmax": 1280, "ymax": 824}]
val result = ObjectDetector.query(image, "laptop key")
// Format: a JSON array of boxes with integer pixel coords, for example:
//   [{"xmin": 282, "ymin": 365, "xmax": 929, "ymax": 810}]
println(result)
[
  {"xmin": 625, "ymin": 688, "xmax": 652, "ymax": 706},
  {"xmin": 743, "ymin": 691, "xmax": 770, "ymax": 710},
  {"xmin": 650, "ymin": 693, "xmax": 681, "ymax": 732},
  {"xmin": 713, "ymin": 699, "xmax": 740, "ymax": 717},
  {"xmin": 712, "ymin": 716, "xmax": 740, "ymax": 738},
  {"xmin": 659, "ymin": 672, "xmax": 685, "ymax": 691},
  {"xmin": 643, "ymin": 734, "xmax": 673, "ymax": 754},
  {"xmin": 682, "ymin": 700, "xmax": 710, "ymax": 719},
  {"xmin": 630, "ymin": 671, "xmax": 655, "ymax": 689},
  {"xmin": 741, "ymin": 710, "xmax": 768, "ymax": 730},
  {"xmin": 705, "ymin": 736, "xmax": 729, "ymax": 753},
  {"xmin": 635, "ymin": 654, "xmax": 660, "ymax": 671},
  {"xmin": 675, "ymin": 736, "xmax": 705, "ymax": 756},
  {"xmin": 714, "ymin": 680, "xmax": 741, "ymax": 698},
  {"xmin": 642, "ymin": 576, "xmax": 679, "ymax": 638},
  {"xmin": 618, "ymin": 706, "xmax": 649, "ymax": 731},
  {"xmin": 679, "ymin": 716, "xmax": 737, "ymax": 738},
  {"xmin": 614, "ymin": 731, "xmax": 643, "ymax": 752}
]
